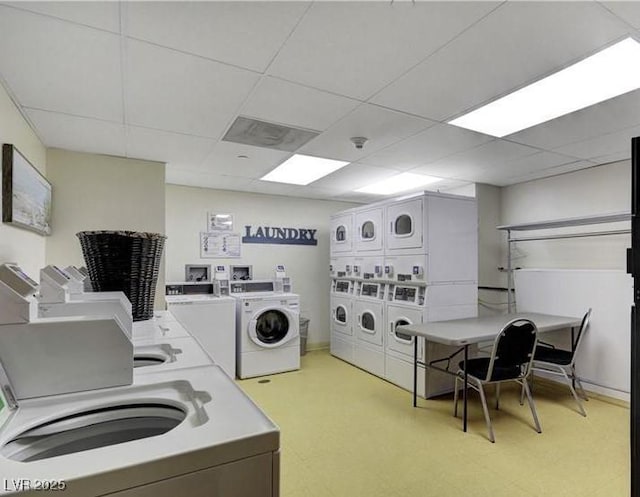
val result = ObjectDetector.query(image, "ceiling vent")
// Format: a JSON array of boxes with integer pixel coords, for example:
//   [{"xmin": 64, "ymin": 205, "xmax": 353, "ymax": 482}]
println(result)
[{"xmin": 222, "ymin": 116, "xmax": 319, "ymax": 152}]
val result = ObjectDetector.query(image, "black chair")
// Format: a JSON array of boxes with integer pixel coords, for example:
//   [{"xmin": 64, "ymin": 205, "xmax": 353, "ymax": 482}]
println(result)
[
  {"xmin": 453, "ymin": 318, "xmax": 540, "ymax": 443},
  {"xmin": 529, "ymin": 308, "xmax": 591, "ymax": 416}
]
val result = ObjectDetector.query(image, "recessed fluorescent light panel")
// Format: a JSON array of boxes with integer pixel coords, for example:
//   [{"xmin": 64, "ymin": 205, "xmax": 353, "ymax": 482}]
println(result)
[
  {"xmin": 356, "ymin": 172, "xmax": 441, "ymax": 195},
  {"xmin": 449, "ymin": 37, "xmax": 640, "ymax": 137},
  {"xmin": 261, "ymin": 154, "xmax": 349, "ymax": 185}
]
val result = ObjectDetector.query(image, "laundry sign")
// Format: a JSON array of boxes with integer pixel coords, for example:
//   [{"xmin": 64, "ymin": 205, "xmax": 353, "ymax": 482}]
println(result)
[{"xmin": 242, "ymin": 225, "xmax": 318, "ymax": 246}]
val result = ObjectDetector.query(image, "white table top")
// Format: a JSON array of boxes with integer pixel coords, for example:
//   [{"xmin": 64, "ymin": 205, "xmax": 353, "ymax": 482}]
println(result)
[{"xmin": 397, "ymin": 312, "xmax": 582, "ymax": 346}]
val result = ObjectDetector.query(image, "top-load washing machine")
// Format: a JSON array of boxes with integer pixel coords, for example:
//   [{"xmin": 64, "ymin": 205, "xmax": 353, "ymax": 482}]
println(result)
[
  {"xmin": 231, "ymin": 281, "xmax": 300, "ymax": 379},
  {"xmin": 165, "ymin": 282, "xmax": 237, "ymax": 378},
  {"xmin": 0, "ymin": 264, "xmax": 280, "ymax": 496},
  {"xmin": 0, "ymin": 365, "xmax": 280, "ymax": 496}
]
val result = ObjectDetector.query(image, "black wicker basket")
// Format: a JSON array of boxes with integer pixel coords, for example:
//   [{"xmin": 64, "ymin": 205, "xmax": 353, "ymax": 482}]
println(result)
[{"xmin": 76, "ymin": 230, "xmax": 166, "ymax": 322}]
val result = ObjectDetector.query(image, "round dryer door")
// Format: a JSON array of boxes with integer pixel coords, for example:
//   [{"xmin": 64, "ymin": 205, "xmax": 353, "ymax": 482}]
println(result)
[{"xmin": 249, "ymin": 308, "xmax": 298, "ymax": 348}]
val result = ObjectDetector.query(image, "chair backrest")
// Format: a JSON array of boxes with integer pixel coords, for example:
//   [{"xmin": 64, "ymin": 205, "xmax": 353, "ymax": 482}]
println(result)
[
  {"xmin": 569, "ymin": 308, "xmax": 592, "ymax": 366},
  {"xmin": 485, "ymin": 318, "xmax": 538, "ymax": 382}
]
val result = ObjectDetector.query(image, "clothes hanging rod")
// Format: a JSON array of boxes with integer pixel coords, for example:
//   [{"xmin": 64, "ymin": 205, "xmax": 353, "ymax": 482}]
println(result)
[
  {"xmin": 497, "ymin": 211, "xmax": 630, "ymax": 232},
  {"xmin": 509, "ymin": 229, "xmax": 631, "ymax": 243}
]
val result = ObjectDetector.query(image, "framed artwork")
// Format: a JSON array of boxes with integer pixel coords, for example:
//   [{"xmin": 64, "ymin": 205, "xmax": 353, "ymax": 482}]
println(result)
[
  {"xmin": 2, "ymin": 144, "xmax": 52, "ymax": 236},
  {"xmin": 207, "ymin": 212, "xmax": 233, "ymax": 231}
]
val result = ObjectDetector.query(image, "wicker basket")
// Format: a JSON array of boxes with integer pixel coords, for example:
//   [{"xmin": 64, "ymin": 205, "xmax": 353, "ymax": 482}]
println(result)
[{"xmin": 76, "ymin": 230, "xmax": 166, "ymax": 321}]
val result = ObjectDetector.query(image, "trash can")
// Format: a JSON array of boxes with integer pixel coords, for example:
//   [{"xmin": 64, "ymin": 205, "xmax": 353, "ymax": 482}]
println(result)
[{"xmin": 299, "ymin": 317, "xmax": 310, "ymax": 356}]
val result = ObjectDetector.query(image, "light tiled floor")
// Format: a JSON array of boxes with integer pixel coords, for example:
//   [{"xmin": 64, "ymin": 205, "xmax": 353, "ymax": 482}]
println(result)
[{"xmin": 239, "ymin": 350, "xmax": 629, "ymax": 497}]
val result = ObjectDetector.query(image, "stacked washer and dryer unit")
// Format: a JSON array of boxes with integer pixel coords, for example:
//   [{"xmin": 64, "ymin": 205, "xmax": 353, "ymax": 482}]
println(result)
[{"xmin": 330, "ymin": 191, "xmax": 478, "ymax": 398}]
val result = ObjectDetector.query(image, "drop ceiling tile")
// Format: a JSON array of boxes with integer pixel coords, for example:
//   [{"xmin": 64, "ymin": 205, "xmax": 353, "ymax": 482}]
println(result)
[
  {"xmin": 200, "ymin": 141, "xmax": 291, "ymax": 179},
  {"xmin": 286, "ymin": 185, "xmax": 347, "ymax": 200},
  {"xmin": 329, "ymin": 192, "xmax": 381, "ymax": 204},
  {"xmin": 298, "ymin": 104, "xmax": 434, "ymax": 162},
  {"xmin": 126, "ymin": 126, "xmax": 215, "ymax": 165},
  {"xmin": 125, "ymin": 39, "xmax": 260, "ymax": 138},
  {"xmin": 588, "ymin": 151, "xmax": 631, "ymax": 165},
  {"xmin": 239, "ymin": 77, "xmax": 360, "ymax": 132},
  {"xmin": 364, "ymin": 123, "xmax": 492, "ymax": 170},
  {"xmin": 165, "ymin": 167, "xmax": 254, "ymax": 191},
  {"xmin": 430, "ymin": 179, "xmax": 475, "ymax": 195},
  {"xmin": 508, "ymin": 89, "xmax": 640, "ymax": 150},
  {"xmin": 312, "ymin": 163, "xmax": 397, "ymax": 191},
  {"xmin": 25, "ymin": 109, "xmax": 125, "ymax": 157},
  {"xmin": 501, "ymin": 160, "xmax": 595, "ymax": 186},
  {"xmin": 552, "ymin": 124, "xmax": 640, "ymax": 160},
  {"xmin": 4, "ymin": 2, "xmax": 121, "ymax": 32},
  {"xmin": 0, "ymin": 6, "xmax": 123, "ymax": 121},
  {"xmin": 125, "ymin": 2, "xmax": 309, "ymax": 72},
  {"xmin": 494, "ymin": 151, "xmax": 583, "ymax": 176},
  {"xmin": 372, "ymin": 2, "xmax": 630, "ymax": 121},
  {"xmin": 410, "ymin": 139, "xmax": 540, "ymax": 179},
  {"xmin": 600, "ymin": 2, "xmax": 640, "ymax": 30},
  {"xmin": 268, "ymin": 1, "xmax": 500, "ymax": 100},
  {"xmin": 244, "ymin": 180, "xmax": 297, "ymax": 197}
]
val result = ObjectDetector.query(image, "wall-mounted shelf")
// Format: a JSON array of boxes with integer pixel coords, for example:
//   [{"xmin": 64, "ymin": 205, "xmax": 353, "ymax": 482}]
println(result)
[{"xmin": 496, "ymin": 211, "xmax": 631, "ymax": 312}]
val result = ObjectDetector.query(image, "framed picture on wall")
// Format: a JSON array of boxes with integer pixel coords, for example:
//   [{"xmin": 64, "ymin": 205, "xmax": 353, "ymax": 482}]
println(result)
[
  {"xmin": 207, "ymin": 212, "xmax": 233, "ymax": 231},
  {"xmin": 2, "ymin": 144, "xmax": 52, "ymax": 236}
]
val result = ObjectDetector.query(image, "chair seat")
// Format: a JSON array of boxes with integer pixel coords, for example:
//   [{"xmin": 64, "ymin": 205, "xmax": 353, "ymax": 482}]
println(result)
[
  {"xmin": 459, "ymin": 357, "xmax": 522, "ymax": 381},
  {"xmin": 533, "ymin": 345, "xmax": 572, "ymax": 365}
]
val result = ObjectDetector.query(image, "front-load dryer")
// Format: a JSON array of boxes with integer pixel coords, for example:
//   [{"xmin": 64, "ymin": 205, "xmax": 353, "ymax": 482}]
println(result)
[
  {"xmin": 0, "ymin": 365, "xmax": 280, "ymax": 496},
  {"xmin": 384, "ymin": 303, "xmax": 426, "ymax": 397},
  {"xmin": 352, "ymin": 281, "xmax": 386, "ymax": 378},
  {"xmin": 234, "ymin": 292, "xmax": 300, "ymax": 379},
  {"xmin": 329, "ymin": 278, "xmax": 355, "ymax": 365}
]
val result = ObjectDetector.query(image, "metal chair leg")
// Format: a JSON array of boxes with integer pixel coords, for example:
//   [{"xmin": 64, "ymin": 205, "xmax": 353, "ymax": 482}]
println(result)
[
  {"xmin": 476, "ymin": 380, "xmax": 495, "ymax": 443},
  {"xmin": 561, "ymin": 367, "xmax": 587, "ymax": 417},
  {"xmin": 495, "ymin": 383, "xmax": 501, "ymax": 410},
  {"xmin": 453, "ymin": 375, "xmax": 460, "ymax": 417},
  {"xmin": 572, "ymin": 365, "xmax": 589, "ymax": 401},
  {"xmin": 522, "ymin": 379, "xmax": 542, "ymax": 434}
]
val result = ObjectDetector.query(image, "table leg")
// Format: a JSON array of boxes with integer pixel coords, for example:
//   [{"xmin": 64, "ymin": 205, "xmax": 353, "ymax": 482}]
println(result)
[
  {"xmin": 413, "ymin": 337, "xmax": 418, "ymax": 408},
  {"xmin": 463, "ymin": 344, "xmax": 468, "ymax": 432},
  {"xmin": 571, "ymin": 326, "xmax": 576, "ymax": 392}
]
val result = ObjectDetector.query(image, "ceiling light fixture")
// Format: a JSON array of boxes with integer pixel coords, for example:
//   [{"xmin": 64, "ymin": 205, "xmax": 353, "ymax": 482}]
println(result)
[
  {"xmin": 356, "ymin": 172, "xmax": 442, "ymax": 195},
  {"xmin": 260, "ymin": 154, "xmax": 349, "ymax": 185},
  {"xmin": 448, "ymin": 37, "xmax": 640, "ymax": 137}
]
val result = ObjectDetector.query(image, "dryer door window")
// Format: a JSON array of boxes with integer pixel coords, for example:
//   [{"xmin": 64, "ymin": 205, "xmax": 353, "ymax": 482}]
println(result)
[
  {"xmin": 336, "ymin": 225, "xmax": 346, "ymax": 242},
  {"xmin": 335, "ymin": 306, "xmax": 347, "ymax": 324},
  {"xmin": 393, "ymin": 319, "xmax": 413, "ymax": 344},
  {"xmin": 255, "ymin": 310, "xmax": 290, "ymax": 344},
  {"xmin": 394, "ymin": 215, "xmax": 413, "ymax": 236},
  {"xmin": 361, "ymin": 221, "xmax": 375, "ymax": 240},
  {"xmin": 361, "ymin": 311, "xmax": 375, "ymax": 333}
]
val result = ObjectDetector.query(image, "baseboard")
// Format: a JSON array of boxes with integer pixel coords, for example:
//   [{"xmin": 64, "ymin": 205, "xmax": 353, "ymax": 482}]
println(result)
[
  {"xmin": 305, "ymin": 342, "xmax": 329, "ymax": 352},
  {"xmin": 533, "ymin": 375, "xmax": 629, "ymax": 409}
]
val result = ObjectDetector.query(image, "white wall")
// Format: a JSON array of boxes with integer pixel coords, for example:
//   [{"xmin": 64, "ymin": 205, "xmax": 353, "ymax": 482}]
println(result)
[
  {"xmin": 0, "ymin": 83, "xmax": 47, "ymax": 276},
  {"xmin": 476, "ymin": 183, "xmax": 509, "ymax": 316},
  {"xmin": 165, "ymin": 185, "xmax": 357, "ymax": 348},
  {"xmin": 501, "ymin": 161, "xmax": 630, "ymax": 269},
  {"xmin": 46, "ymin": 149, "xmax": 166, "ymax": 307}
]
